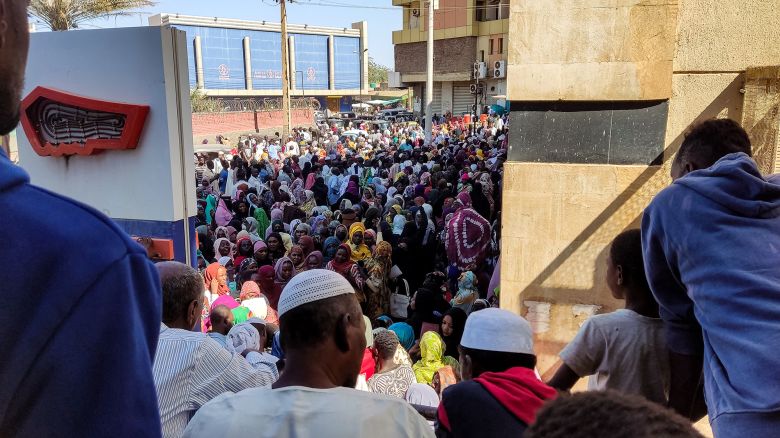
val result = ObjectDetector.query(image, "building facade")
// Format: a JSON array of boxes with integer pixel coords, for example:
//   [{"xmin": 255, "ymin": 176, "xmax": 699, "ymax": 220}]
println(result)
[
  {"xmin": 499, "ymin": 0, "xmax": 780, "ymax": 418},
  {"xmin": 390, "ymin": 0, "xmax": 509, "ymax": 116},
  {"xmin": 149, "ymin": 14, "xmax": 369, "ymax": 112}
]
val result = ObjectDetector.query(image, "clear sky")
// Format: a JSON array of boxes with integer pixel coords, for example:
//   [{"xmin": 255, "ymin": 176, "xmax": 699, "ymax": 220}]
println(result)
[{"xmin": 31, "ymin": 0, "xmax": 401, "ymax": 68}]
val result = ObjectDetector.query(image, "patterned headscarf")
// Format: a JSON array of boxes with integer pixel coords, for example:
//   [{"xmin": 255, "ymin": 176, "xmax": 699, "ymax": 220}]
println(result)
[{"xmin": 445, "ymin": 207, "xmax": 491, "ymax": 271}]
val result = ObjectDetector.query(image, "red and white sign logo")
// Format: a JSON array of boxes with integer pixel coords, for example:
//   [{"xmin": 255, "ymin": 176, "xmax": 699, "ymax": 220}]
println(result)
[{"xmin": 306, "ymin": 67, "xmax": 316, "ymax": 82}]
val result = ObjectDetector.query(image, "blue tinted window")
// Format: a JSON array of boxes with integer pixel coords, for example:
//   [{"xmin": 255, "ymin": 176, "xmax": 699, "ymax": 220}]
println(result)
[
  {"xmin": 334, "ymin": 37, "xmax": 360, "ymax": 90},
  {"xmin": 173, "ymin": 25, "xmax": 198, "ymax": 88},
  {"xmin": 249, "ymin": 30, "xmax": 283, "ymax": 90},
  {"xmin": 293, "ymin": 34, "xmax": 329, "ymax": 90},
  {"xmin": 174, "ymin": 25, "xmax": 246, "ymax": 90}
]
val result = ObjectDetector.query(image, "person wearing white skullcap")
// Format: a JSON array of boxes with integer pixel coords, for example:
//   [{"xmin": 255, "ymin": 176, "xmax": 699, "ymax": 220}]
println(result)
[
  {"xmin": 435, "ymin": 308, "xmax": 558, "ymax": 438},
  {"xmin": 226, "ymin": 322, "xmax": 280, "ymax": 379},
  {"xmin": 184, "ymin": 270, "xmax": 434, "ymax": 438}
]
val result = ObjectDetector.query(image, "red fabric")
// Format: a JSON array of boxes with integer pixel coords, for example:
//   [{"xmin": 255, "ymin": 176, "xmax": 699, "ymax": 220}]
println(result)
[
  {"xmin": 474, "ymin": 367, "xmax": 557, "ymax": 425},
  {"xmin": 437, "ymin": 401, "xmax": 451, "ymax": 431},
  {"xmin": 360, "ymin": 348, "xmax": 376, "ymax": 380},
  {"xmin": 444, "ymin": 207, "xmax": 491, "ymax": 270}
]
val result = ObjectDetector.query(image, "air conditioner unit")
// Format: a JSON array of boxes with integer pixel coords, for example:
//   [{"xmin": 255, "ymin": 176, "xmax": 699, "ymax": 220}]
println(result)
[
  {"xmin": 493, "ymin": 60, "xmax": 506, "ymax": 78},
  {"xmin": 411, "ymin": 8, "xmax": 420, "ymax": 17},
  {"xmin": 469, "ymin": 83, "xmax": 485, "ymax": 94},
  {"xmin": 472, "ymin": 62, "xmax": 487, "ymax": 79}
]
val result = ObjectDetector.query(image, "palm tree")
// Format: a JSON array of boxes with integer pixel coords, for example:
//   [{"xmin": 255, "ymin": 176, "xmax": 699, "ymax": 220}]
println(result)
[{"xmin": 29, "ymin": 0, "xmax": 156, "ymax": 31}]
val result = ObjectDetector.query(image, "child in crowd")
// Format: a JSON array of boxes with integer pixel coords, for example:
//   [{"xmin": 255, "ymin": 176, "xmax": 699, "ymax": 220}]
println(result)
[{"xmin": 547, "ymin": 229, "xmax": 669, "ymax": 404}]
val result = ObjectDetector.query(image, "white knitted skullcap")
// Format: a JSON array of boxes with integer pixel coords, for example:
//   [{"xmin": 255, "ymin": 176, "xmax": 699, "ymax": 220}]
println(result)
[
  {"xmin": 278, "ymin": 269, "xmax": 354, "ymax": 317},
  {"xmin": 460, "ymin": 308, "xmax": 534, "ymax": 355}
]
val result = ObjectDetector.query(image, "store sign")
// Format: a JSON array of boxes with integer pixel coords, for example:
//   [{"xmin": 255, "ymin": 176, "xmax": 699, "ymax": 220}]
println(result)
[
  {"xmin": 20, "ymin": 86, "xmax": 149, "ymax": 157},
  {"xmin": 253, "ymin": 69, "xmax": 283, "ymax": 79},
  {"xmin": 218, "ymin": 64, "xmax": 230, "ymax": 80},
  {"xmin": 306, "ymin": 67, "xmax": 316, "ymax": 82}
]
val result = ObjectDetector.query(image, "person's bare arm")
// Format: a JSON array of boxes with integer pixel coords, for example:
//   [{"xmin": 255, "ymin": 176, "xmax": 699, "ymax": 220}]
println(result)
[
  {"xmin": 547, "ymin": 362, "xmax": 581, "ymax": 393},
  {"xmin": 668, "ymin": 351, "xmax": 707, "ymax": 421}
]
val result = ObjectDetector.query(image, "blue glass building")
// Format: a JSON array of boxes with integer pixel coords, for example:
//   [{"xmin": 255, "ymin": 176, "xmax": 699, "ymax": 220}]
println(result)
[{"xmin": 149, "ymin": 14, "xmax": 368, "ymax": 112}]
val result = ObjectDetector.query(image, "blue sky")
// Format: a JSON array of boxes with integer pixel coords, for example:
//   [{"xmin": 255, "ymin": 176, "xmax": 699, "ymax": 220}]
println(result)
[{"xmin": 32, "ymin": 0, "xmax": 401, "ymax": 67}]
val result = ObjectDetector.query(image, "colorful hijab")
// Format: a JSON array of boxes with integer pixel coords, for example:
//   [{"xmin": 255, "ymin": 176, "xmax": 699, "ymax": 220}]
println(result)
[
  {"xmin": 348, "ymin": 222, "xmax": 372, "ymax": 262},
  {"xmin": 205, "ymin": 195, "xmax": 217, "ymax": 225},
  {"xmin": 413, "ymin": 331, "xmax": 446, "ymax": 385},
  {"xmin": 322, "ymin": 236, "xmax": 341, "ymax": 264},
  {"xmin": 288, "ymin": 245, "xmax": 306, "ymax": 272},
  {"xmin": 445, "ymin": 206, "xmax": 491, "ymax": 271},
  {"xmin": 327, "ymin": 244, "xmax": 355, "ymax": 276},
  {"xmin": 215, "ymin": 198, "xmax": 233, "ymax": 226},
  {"xmin": 204, "ymin": 262, "xmax": 230, "ymax": 296},
  {"xmin": 304, "ymin": 251, "xmax": 324, "ymax": 271},
  {"xmin": 389, "ymin": 322, "xmax": 415, "ymax": 351},
  {"xmin": 451, "ymin": 271, "xmax": 479, "ymax": 314},
  {"xmin": 274, "ymin": 257, "xmax": 296, "ymax": 287}
]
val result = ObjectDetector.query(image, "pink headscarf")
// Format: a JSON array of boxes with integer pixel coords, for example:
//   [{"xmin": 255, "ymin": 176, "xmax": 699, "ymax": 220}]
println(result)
[
  {"xmin": 305, "ymin": 173, "xmax": 316, "ymax": 190},
  {"xmin": 215, "ymin": 198, "xmax": 233, "ymax": 226}
]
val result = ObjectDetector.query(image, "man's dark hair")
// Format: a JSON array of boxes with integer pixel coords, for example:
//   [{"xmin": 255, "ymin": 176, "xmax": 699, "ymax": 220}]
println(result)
[
  {"xmin": 280, "ymin": 294, "xmax": 359, "ymax": 350},
  {"xmin": 678, "ymin": 118, "xmax": 751, "ymax": 169},
  {"xmin": 610, "ymin": 229, "xmax": 649, "ymax": 292},
  {"xmin": 525, "ymin": 391, "xmax": 703, "ymax": 438},
  {"xmin": 160, "ymin": 263, "xmax": 203, "ymax": 324},
  {"xmin": 460, "ymin": 346, "xmax": 536, "ymax": 373},
  {"xmin": 373, "ymin": 329, "xmax": 399, "ymax": 360}
]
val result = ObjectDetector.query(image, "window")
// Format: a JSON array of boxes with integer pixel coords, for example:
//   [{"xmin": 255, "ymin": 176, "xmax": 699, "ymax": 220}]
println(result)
[
  {"xmin": 498, "ymin": 37, "xmax": 504, "ymax": 54},
  {"xmin": 480, "ymin": 50, "xmax": 485, "ymax": 62},
  {"xmin": 489, "ymin": 39, "xmax": 494, "ymax": 55}
]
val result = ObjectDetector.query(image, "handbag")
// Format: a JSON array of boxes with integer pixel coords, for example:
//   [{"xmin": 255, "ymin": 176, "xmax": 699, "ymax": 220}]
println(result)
[{"xmin": 390, "ymin": 277, "xmax": 410, "ymax": 319}]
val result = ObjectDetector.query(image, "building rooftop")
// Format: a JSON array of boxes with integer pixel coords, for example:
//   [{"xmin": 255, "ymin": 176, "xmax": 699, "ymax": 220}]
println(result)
[{"xmin": 149, "ymin": 13, "xmax": 362, "ymax": 37}]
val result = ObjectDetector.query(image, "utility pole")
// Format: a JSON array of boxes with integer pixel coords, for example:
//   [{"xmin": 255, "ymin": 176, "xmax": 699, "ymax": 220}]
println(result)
[
  {"xmin": 424, "ymin": 0, "xmax": 434, "ymax": 144},
  {"xmin": 278, "ymin": 0, "xmax": 292, "ymax": 137}
]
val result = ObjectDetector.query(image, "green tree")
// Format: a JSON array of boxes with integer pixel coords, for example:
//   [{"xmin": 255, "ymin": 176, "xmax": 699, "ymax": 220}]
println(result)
[
  {"xmin": 368, "ymin": 57, "xmax": 389, "ymax": 86},
  {"xmin": 189, "ymin": 89, "xmax": 221, "ymax": 113},
  {"xmin": 29, "ymin": 0, "xmax": 156, "ymax": 31}
]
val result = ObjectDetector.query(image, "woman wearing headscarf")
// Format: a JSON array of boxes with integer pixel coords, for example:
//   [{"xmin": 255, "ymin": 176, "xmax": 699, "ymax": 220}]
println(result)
[
  {"xmin": 213, "ymin": 238, "xmax": 233, "ymax": 263},
  {"xmin": 255, "ymin": 265, "xmax": 282, "ymax": 314},
  {"xmin": 311, "ymin": 176, "xmax": 329, "ymax": 206},
  {"xmin": 274, "ymin": 256, "xmax": 296, "ymax": 291},
  {"xmin": 413, "ymin": 331, "xmax": 456, "ymax": 385},
  {"xmin": 303, "ymin": 251, "xmax": 324, "ymax": 271},
  {"xmin": 242, "ymin": 217, "xmax": 262, "ymax": 243},
  {"xmin": 265, "ymin": 232, "xmax": 286, "ymax": 264},
  {"xmin": 239, "ymin": 281, "xmax": 271, "ymax": 321},
  {"xmin": 290, "ymin": 177, "xmax": 306, "ymax": 205},
  {"xmin": 205, "ymin": 194, "xmax": 218, "ymax": 225},
  {"xmin": 470, "ymin": 182, "xmax": 492, "ymax": 221},
  {"xmin": 322, "ymin": 235, "xmax": 342, "ymax": 265},
  {"xmin": 389, "ymin": 322, "xmax": 416, "ymax": 353},
  {"xmin": 287, "ymin": 245, "xmax": 306, "ymax": 272},
  {"xmin": 215, "ymin": 197, "xmax": 233, "ymax": 226},
  {"xmin": 440, "ymin": 307, "xmax": 467, "ymax": 358},
  {"xmin": 348, "ymin": 222, "xmax": 372, "ymax": 263},
  {"xmin": 233, "ymin": 236, "xmax": 254, "ymax": 268},
  {"xmin": 202, "ymin": 262, "xmax": 231, "ymax": 332},
  {"xmin": 363, "ymin": 241, "xmax": 394, "ymax": 320},
  {"xmin": 298, "ymin": 235, "xmax": 315, "ymax": 257},
  {"xmin": 304, "ymin": 169, "xmax": 316, "ymax": 191},
  {"xmin": 252, "ymin": 240, "xmax": 273, "ymax": 267},
  {"xmin": 398, "ymin": 208, "xmax": 436, "ymax": 291},
  {"xmin": 451, "ymin": 271, "xmax": 479, "ymax": 314},
  {"xmin": 342, "ymin": 175, "xmax": 361, "ymax": 206},
  {"xmin": 326, "ymin": 244, "xmax": 365, "ymax": 303}
]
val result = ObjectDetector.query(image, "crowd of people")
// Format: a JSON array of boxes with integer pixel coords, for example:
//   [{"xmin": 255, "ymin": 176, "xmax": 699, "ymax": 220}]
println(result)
[{"xmin": 2, "ymin": 3, "xmax": 778, "ymax": 436}]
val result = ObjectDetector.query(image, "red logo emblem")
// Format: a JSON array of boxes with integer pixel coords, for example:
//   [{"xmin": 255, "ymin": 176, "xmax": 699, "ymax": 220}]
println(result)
[{"xmin": 20, "ymin": 86, "xmax": 150, "ymax": 157}]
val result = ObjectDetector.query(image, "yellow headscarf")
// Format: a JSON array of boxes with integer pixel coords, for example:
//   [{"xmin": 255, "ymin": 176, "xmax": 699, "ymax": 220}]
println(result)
[
  {"xmin": 413, "ymin": 331, "xmax": 447, "ymax": 384},
  {"xmin": 348, "ymin": 222, "xmax": 371, "ymax": 262}
]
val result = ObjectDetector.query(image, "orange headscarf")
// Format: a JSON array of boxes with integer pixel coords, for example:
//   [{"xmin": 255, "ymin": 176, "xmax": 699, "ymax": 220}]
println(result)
[{"xmin": 204, "ymin": 262, "xmax": 230, "ymax": 296}]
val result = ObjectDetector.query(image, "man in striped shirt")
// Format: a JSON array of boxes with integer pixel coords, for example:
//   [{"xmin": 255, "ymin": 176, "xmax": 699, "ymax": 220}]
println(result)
[{"xmin": 154, "ymin": 262, "xmax": 277, "ymax": 438}]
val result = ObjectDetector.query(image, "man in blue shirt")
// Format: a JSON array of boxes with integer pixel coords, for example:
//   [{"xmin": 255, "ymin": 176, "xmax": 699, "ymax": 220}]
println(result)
[
  {"xmin": 642, "ymin": 119, "xmax": 780, "ymax": 437},
  {"xmin": 0, "ymin": 2, "xmax": 162, "ymax": 435}
]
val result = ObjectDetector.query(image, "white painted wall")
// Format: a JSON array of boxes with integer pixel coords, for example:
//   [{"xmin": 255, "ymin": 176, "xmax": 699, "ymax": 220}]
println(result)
[{"xmin": 17, "ymin": 27, "xmax": 195, "ymax": 223}]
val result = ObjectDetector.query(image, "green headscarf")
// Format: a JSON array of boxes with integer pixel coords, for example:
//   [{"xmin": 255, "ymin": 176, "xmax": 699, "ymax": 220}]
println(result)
[
  {"xmin": 205, "ymin": 195, "xmax": 217, "ymax": 225},
  {"xmin": 254, "ymin": 207, "xmax": 271, "ymax": 238}
]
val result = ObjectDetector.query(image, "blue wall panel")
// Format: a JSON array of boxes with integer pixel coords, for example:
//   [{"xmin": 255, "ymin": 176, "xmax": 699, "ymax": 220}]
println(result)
[
  {"xmin": 175, "ymin": 25, "xmax": 246, "ymax": 90},
  {"xmin": 249, "ymin": 30, "xmax": 283, "ymax": 90},
  {"xmin": 292, "ymin": 34, "xmax": 329, "ymax": 90},
  {"xmin": 334, "ymin": 37, "xmax": 360, "ymax": 90}
]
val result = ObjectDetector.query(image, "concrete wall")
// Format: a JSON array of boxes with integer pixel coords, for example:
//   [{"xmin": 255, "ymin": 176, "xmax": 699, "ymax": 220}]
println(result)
[
  {"xmin": 394, "ymin": 37, "xmax": 477, "ymax": 74},
  {"xmin": 506, "ymin": 0, "xmax": 678, "ymax": 101},
  {"xmin": 502, "ymin": 2, "xmax": 780, "ymax": 418},
  {"xmin": 191, "ymin": 109, "xmax": 314, "ymax": 137}
]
